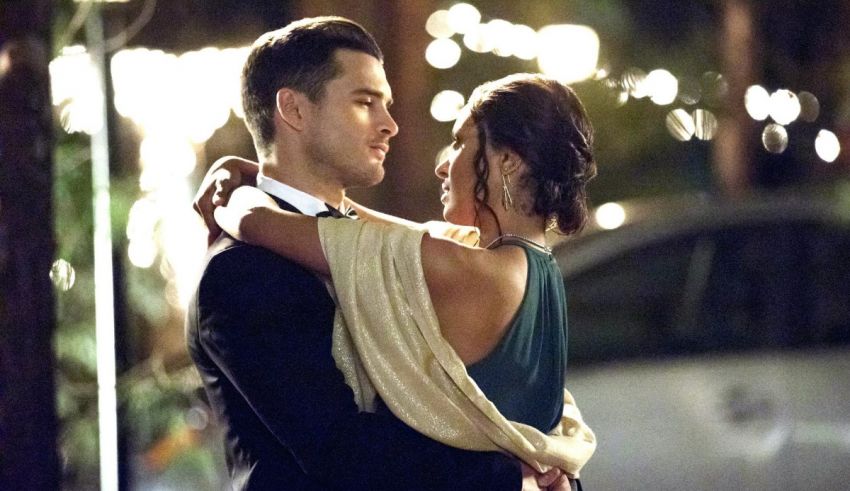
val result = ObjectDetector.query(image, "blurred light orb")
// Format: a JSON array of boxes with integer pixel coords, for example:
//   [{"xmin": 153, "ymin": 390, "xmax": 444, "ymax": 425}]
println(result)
[
  {"xmin": 186, "ymin": 406, "xmax": 210, "ymax": 431},
  {"xmin": 701, "ymin": 71, "xmax": 728, "ymax": 104},
  {"xmin": 139, "ymin": 135, "xmax": 197, "ymax": 191},
  {"xmin": 815, "ymin": 129, "xmax": 841, "ymax": 163},
  {"xmin": 665, "ymin": 109, "xmax": 695, "ymax": 141},
  {"xmin": 798, "ymin": 91, "xmax": 820, "ymax": 122},
  {"xmin": 762, "ymin": 123, "xmax": 789, "ymax": 154},
  {"xmin": 430, "ymin": 90, "xmax": 466, "ymax": 122},
  {"xmin": 646, "ymin": 69, "xmax": 678, "ymax": 105},
  {"xmin": 744, "ymin": 85, "xmax": 770, "ymax": 121},
  {"xmin": 447, "ymin": 3, "xmax": 481, "ymax": 34},
  {"xmin": 768, "ymin": 89, "xmax": 801, "ymax": 125},
  {"xmin": 425, "ymin": 38, "xmax": 462, "ymax": 69},
  {"xmin": 595, "ymin": 203, "xmax": 627, "ymax": 230},
  {"xmin": 128, "ymin": 239, "xmax": 157, "ymax": 269},
  {"xmin": 426, "ymin": 10, "xmax": 454, "ymax": 39},
  {"xmin": 49, "ymin": 46, "xmax": 104, "ymax": 135},
  {"xmin": 693, "ymin": 109, "xmax": 718, "ymax": 140},
  {"xmin": 510, "ymin": 24, "xmax": 539, "ymax": 60},
  {"xmin": 50, "ymin": 259, "xmax": 76, "ymax": 291},
  {"xmin": 487, "ymin": 19, "xmax": 515, "ymax": 57},
  {"xmin": 462, "ymin": 23, "xmax": 494, "ymax": 53},
  {"xmin": 537, "ymin": 25, "xmax": 599, "ymax": 84},
  {"xmin": 677, "ymin": 77, "xmax": 701, "ymax": 105},
  {"xmin": 621, "ymin": 67, "xmax": 648, "ymax": 98}
]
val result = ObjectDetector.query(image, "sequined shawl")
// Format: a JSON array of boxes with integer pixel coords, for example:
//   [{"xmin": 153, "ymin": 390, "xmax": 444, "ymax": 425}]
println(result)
[{"xmin": 318, "ymin": 218, "xmax": 596, "ymax": 476}]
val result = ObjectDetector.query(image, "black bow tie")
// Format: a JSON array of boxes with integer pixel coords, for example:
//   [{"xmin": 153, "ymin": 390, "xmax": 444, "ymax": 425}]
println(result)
[{"xmin": 317, "ymin": 204, "xmax": 358, "ymax": 219}]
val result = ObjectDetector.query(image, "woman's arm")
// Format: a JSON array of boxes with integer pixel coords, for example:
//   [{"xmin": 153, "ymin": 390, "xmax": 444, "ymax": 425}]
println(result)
[
  {"xmin": 194, "ymin": 156, "xmax": 260, "ymax": 244},
  {"xmin": 214, "ymin": 186, "xmax": 331, "ymax": 277}
]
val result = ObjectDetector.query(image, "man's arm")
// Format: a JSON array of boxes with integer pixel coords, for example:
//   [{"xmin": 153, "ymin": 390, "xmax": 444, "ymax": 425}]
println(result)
[{"xmin": 198, "ymin": 244, "xmax": 522, "ymax": 490}]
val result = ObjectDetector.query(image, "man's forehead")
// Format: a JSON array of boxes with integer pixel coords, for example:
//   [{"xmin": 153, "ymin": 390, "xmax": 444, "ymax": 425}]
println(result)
[{"xmin": 333, "ymin": 50, "xmax": 392, "ymax": 99}]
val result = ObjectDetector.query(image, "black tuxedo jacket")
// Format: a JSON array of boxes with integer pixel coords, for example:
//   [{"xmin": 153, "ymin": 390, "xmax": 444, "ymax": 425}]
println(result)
[{"xmin": 186, "ymin": 196, "xmax": 521, "ymax": 490}]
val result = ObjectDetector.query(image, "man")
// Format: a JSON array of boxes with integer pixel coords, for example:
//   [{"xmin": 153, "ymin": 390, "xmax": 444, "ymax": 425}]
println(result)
[{"xmin": 187, "ymin": 17, "xmax": 542, "ymax": 489}]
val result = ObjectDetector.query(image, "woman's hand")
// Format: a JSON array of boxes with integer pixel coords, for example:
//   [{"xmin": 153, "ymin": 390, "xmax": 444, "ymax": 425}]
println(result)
[
  {"xmin": 213, "ymin": 186, "xmax": 277, "ymax": 244},
  {"xmin": 193, "ymin": 156, "xmax": 260, "ymax": 244}
]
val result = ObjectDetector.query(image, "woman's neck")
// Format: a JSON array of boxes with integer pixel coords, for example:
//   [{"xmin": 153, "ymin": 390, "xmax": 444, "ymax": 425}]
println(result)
[{"xmin": 476, "ymin": 207, "xmax": 546, "ymax": 248}]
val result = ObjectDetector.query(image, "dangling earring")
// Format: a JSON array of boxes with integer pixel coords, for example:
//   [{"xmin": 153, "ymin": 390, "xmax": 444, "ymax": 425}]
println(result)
[{"xmin": 501, "ymin": 172, "xmax": 514, "ymax": 211}]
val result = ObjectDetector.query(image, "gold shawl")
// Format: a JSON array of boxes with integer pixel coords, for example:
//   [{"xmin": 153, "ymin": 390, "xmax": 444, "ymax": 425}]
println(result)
[{"xmin": 318, "ymin": 218, "xmax": 596, "ymax": 475}]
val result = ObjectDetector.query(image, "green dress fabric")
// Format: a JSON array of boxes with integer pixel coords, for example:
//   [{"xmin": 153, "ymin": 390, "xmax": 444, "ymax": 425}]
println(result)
[{"xmin": 467, "ymin": 241, "xmax": 567, "ymax": 433}]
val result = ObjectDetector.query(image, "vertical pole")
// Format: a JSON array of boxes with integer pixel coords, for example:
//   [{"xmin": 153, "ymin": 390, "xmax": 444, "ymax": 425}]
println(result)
[
  {"xmin": 86, "ymin": 6, "xmax": 119, "ymax": 491},
  {"xmin": 715, "ymin": 0, "xmax": 757, "ymax": 197}
]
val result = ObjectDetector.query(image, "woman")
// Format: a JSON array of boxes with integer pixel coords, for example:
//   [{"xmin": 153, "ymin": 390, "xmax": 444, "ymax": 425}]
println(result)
[{"xmin": 200, "ymin": 73, "xmax": 596, "ymax": 488}]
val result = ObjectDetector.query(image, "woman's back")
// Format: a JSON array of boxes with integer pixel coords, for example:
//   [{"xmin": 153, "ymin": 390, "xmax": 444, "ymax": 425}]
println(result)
[{"xmin": 466, "ymin": 239, "xmax": 567, "ymax": 433}]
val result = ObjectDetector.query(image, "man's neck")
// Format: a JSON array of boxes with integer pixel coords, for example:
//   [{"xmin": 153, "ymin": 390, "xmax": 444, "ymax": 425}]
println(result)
[{"xmin": 260, "ymin": 162, "xmax": 345, "ymax": 210}]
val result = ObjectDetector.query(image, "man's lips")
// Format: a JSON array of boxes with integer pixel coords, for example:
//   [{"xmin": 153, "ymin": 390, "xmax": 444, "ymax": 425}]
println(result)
[{"xmin": 370, "ymin": 143, "xmax": 390, "ymax": 157}]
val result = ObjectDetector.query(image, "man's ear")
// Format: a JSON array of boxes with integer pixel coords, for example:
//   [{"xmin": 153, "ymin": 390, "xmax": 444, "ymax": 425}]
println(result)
[{"xmin": 276, "ymin": 88, "xmax": 307, "ymax": 131}]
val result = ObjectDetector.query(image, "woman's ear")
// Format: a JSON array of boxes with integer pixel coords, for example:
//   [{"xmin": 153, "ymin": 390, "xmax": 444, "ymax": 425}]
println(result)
[
  {"xmin": 500, "ymin": 150, "xmax": 522, "ymax": 176},
  {"xmin": 276, "ymin": 88, "xmax": 306, "ymax": 131}
]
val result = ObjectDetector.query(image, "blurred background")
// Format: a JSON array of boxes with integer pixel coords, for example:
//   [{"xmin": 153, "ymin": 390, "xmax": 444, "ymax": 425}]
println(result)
[{"xmin": 1, "ymin": 0, "xmax": 849, "ymax": 489}]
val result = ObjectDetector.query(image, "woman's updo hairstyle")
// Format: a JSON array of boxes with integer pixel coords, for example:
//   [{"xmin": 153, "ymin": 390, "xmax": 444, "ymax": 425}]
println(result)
[{"xmin": 467, "ymin": 73, "xmax": 596, "ymax": 235}]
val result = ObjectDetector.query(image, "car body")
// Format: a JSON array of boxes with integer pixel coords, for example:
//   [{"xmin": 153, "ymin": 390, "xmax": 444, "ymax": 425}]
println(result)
[{"xmin": 554, "ymin": 190, "xmax": 850, "ymax": 490}]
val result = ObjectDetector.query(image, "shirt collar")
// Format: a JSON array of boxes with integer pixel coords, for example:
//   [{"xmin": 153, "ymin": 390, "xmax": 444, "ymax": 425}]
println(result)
[{"xmin": 256, "ymin": 174, "xmax": 328, "ymax": 217}]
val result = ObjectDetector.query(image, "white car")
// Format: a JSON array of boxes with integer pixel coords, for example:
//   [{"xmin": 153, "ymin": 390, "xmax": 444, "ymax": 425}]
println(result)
[{"xmin": 554, "ymin": 192, "xmax": 850, "ymax": 490}]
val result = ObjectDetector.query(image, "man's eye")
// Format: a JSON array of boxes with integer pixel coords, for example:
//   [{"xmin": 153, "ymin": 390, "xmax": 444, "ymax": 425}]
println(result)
[
  {"xmin": 451, "ymin": 140, "xmax": 461, "ymax": 150},
  {"xmin": 358, "ymin": 99, "xmax": 373, "ymax": 106}
]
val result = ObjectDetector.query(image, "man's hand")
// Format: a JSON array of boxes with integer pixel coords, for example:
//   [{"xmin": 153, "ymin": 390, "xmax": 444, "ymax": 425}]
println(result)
[{"xmin": 193, "ymin": 156, "xmax": 259, "ymax": 245}]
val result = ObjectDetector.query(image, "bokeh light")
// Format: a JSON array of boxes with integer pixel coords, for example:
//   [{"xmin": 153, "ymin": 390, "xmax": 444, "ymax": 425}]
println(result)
[
  {"xmin": 595, "ymin": 203, "xmax": 627, "ymax": 230},
  {"xmin": 798, "ymin": 91, "xmax": 820, "ymax": 122},
  {"xmin": 50, "ymin": 259, "xmax": 77, "ymax": 292},
  {"xmin": 487, "ymin": 19, "xmax": 515, "ymax": 57},
  {"xmin": 677, "ymin": 77, "xmax": 701, "ymax": 105},
  {"xmin": 693, "ymin": 109, "xmax": 718, "ymax": 140},
  {"xmin": 49, "ymin": 46, "xmax": 104, "ymax": 135},
  {"xmin": 426, "ymin": 10, "xmax": 454, "ymax": 39},
  {"xmin": 646, "ymin": 69, "xmax": 678, "ymax": 105},
  {"xmin": 510, "ymin": 24, "xmax": 539, "ymax": 60},
  {"xmin": 745, "ymin": 85, "xmax": 770, "ymax": 121},
  {"xmin": 815, "ymin": 129, "xmax": 841, "ymax": 163},
  {"xmin": 447, "ymin": 3, "xmax": 481, "ymax": 34},
  {"xmin": 430, "ymin": 90, "xmax": 466, "ymax": 122},
  {"xmin": 462, "ymin": 23, "xmax": 494, "ymax": 53},
  {"xmin": 762, "ymin": 123, "xmax": 789, "ymax": 154},
  {"xmin": 666, "ymin": 109, "xmax": 695, "ymax": 141},
  {"xmin": 425, "ymin": 38, "xmax": 462, "ymax": 69},
  {"xmin": 701, "ymin": 72, "xmax": 728, "ymax": 104},
  {"xmin": 621, "ymin": 67, "xmax": 648, "ymax": 99},
  {"xmin": 537, "ymin": 25, "xmax": 599, "ymax": 84},
  {"xmin": 768, "ymin": 89, "xmax": 801, "ymax": 125}
]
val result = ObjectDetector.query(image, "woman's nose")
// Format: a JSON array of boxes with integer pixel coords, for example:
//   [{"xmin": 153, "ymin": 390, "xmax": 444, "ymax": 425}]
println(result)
[{"xmin": 434, "ymin": 158, "xmax": 448, "ymax": 179}]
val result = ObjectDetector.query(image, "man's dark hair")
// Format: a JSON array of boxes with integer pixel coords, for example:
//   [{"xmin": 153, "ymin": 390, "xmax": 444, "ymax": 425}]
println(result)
[{"xmin": 241, "ymin": 16, "xmax": 383, "ymax": 153}]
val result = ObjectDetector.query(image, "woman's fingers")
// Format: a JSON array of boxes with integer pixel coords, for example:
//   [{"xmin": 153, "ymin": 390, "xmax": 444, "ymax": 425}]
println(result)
[{"xmin": 535, "ymin": 467, "xmax": 563, "ymax": 487}]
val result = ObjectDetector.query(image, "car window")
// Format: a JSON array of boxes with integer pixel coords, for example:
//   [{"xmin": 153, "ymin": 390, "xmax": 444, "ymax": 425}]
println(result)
[{"xmin": 566, "ymin": 220, "xmax": 850, "ymax": 366}]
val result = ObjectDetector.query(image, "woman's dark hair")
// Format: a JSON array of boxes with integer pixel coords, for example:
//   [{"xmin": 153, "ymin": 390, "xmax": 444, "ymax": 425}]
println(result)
[
  {"xmin": 241, "ymin": 16, "xmax": 382, "ymax": 154},
  {"xmin": 467, "ymin": 73, "xmax": 596, "ymax": 235}
]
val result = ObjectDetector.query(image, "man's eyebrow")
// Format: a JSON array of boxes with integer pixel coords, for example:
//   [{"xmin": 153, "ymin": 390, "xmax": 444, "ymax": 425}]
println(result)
[{"xmin": 352, "ymin": 88, "xmax": 393, "ymax": 107}]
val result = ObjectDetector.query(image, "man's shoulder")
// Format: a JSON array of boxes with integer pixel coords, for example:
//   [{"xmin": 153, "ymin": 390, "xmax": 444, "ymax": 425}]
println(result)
[{"xmin": 198, "ymin": 235, "xmax": 328, "ymax": 302}]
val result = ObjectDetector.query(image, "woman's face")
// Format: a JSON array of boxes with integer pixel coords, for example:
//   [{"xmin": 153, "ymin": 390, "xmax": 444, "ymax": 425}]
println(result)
[{"xmin": 435, "ymin": 110, "xmax": 482, "ymax": 226}]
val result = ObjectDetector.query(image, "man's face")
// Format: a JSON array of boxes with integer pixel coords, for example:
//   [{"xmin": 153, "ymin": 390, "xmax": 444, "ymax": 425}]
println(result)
[{"xmin": 302, "ymin": 49, "xmax": 398, "ymax": 189}]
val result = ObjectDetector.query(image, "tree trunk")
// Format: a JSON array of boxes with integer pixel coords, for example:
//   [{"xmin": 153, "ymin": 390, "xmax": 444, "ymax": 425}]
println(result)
[{"xmin": 0, "ymin": 1, "xmax": 60, "ymax": 489}]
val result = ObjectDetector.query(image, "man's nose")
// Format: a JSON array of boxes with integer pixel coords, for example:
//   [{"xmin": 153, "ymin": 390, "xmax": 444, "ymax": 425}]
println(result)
[{"xmin": 380, "ymin": 109, "xmax": 399, "ymax": 137}]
